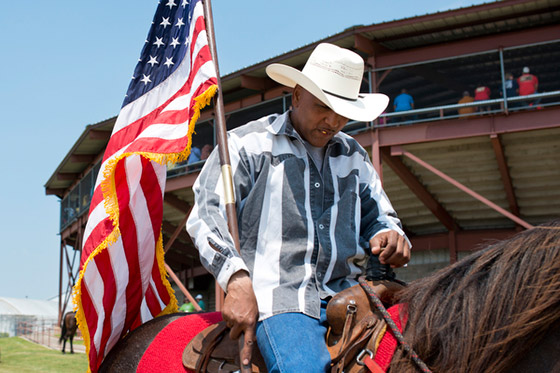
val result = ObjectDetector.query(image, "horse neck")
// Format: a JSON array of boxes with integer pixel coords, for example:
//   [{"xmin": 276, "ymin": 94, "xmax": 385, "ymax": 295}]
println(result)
[{"xmin": 508, "ymin": 324, "xmax": 560, "ymax": 373}]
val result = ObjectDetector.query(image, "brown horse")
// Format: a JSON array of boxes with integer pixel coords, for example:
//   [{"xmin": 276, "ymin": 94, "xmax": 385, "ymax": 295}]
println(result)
[
  {"xmin": 389, "ymin": 220, "xmax": 560, "ymax": 372},
  {"xmin": 60, "ymin": 311, "xmax": 78, "ymax": 354},
  {"xmin": 100, "ymin": 220, "xmax": 560, "ymax": 372}
]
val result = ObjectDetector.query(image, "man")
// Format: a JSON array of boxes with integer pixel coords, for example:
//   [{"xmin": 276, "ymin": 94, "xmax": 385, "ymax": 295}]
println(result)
[
  {"xmin": 187, "ymin": 43, "xmax": 410, "ymax": 372},
  {"xmin": 518, "ymin": 66, "xmax": 538, "ymax": 96},
  {"xmin": 457, "ymin": 90, "xmax": 475, "ymax": 117},
  {"xmin": 394, "ymin": 88, "xmax": 414, "ymax": 112},
  {"xmin": 179, "ymin": 301, "xmax": 195, "ymax": 313},
  {"xmin": 503, "ymin": 72, "xmax": 519, "ymax": 109},
  {"xmin": 195, "ymin": 294, "xmax": 206, "ymax": 311},
  {"xmin": 518, "ymin": 66, "xmax": 539, "ymax": 108},
  {"xmin": 393, "ymin": 88, "xmax": 414, "ymax": 123},
  {"xmin": 474, "ymin": 83, "xmax": 491, "ymax": 113}
]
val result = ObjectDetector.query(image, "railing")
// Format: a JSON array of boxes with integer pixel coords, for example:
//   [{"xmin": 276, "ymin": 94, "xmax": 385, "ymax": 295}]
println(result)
[
  {"xmin": 374, "ymin": 91, "xmax": 560, "ymax": 129},
  {"xmin": 165, "ymin": 91, "xmax": 560, "ymax": 179}
]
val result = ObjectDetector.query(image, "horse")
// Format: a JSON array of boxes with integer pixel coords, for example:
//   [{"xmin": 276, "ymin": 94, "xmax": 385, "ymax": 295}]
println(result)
[
  {"xmin": 59, "ymin": 311, "xmax": 78, "ymax": 354},
  {"xmin": 100, "ymin": 220, "xmax": 560, "ymax": 372},
  {"xmin": 388, "ymin": 219, "xmax": 560, "ymax": 372}
]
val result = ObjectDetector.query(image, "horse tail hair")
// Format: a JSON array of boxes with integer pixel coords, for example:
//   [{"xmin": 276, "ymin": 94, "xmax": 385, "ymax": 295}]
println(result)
[{"xmin": 60, "ymin": 314, "xmax": 67, "ymax": 344}]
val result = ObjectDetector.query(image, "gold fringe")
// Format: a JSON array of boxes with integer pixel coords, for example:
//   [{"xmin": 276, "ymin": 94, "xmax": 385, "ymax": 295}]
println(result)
[
  {"xmin": 73, "ymin": 84, "xmax": 217, "ymax": 372},
  {"xmin": 155, "ymin": 232, "xmax": 179, "ymax": 316}
]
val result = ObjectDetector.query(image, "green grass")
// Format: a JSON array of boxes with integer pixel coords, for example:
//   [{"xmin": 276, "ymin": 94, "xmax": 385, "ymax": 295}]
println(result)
[{"xmin": 0, "ymin": 337, "xmax": 88, "ymax": 372}]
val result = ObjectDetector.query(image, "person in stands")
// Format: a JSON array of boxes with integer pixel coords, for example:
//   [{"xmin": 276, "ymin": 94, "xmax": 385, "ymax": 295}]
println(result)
[
  {"xmin": 518, "ymin": 66, "xmax": 539, "ymax": 107},
  {"xmin": 458, "ymin": 90, "xmax": 475, "ymax": 117},
  {"xmin": 393, "ymin": 88, "xmax": 415, "ymax": 122},
  {"xmin": 474, "ymin": 83, "xmax": 491, "ymax": 113},
  {"xmin": 503, "ymin": 72, "xmax": 519, "ymax": 108}
]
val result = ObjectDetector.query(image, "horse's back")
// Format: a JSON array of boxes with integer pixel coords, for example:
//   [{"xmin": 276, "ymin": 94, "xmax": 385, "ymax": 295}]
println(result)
[{"xmin": 99, "ymin": 312, "xmax": 222, "ymax": 373}]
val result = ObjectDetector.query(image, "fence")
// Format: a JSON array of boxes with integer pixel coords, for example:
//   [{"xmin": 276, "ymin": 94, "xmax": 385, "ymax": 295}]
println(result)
[{"xmin": 0, "ymin": 315, "xmax": 79, "ymax": 351}]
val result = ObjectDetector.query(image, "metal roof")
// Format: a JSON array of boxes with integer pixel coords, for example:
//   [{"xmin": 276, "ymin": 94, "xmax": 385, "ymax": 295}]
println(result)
[{"xmin": 0, "ymin": 297, "xmax": 59, "ymax": 318}]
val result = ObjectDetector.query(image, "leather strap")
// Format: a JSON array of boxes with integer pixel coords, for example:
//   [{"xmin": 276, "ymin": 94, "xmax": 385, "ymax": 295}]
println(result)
[{"xmin": 364, "ymin": 355, "xmax": 385, "ymax": 373}]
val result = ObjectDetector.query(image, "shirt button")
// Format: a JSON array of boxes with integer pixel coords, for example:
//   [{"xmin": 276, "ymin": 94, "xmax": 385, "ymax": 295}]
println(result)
[
  {"xmin": 319, "ymin": 224, "xmax": 324, "ymax": 230},
  {"xmin": 314, "ymin": 182, "xmax": 321, "ymax": 188}
]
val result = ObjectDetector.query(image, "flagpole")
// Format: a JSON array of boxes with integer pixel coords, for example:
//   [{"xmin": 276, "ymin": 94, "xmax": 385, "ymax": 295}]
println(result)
[
  {"xmin": 202, "ymin": 1, "xmax": 241, "ymax": 252},
  {"xmin": 202, "ymin": 1, "xmax": 251, "ymax": 372}
]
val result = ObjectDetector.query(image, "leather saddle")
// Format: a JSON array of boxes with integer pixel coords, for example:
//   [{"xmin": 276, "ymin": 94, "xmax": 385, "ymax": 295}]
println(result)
[
  {"xmin": 182, "ymin": 320, "xmax": 267, "ymax": 372},
  {"xmin": 183, "ymin": 280, "xmax": 404, "ymax": 373}
]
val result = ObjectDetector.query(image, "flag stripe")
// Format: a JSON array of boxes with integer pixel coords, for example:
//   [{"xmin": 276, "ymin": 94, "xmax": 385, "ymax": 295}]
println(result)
[
  {"xmin": 102, "ymin": 46, "xmax": 213, "ymax": 161},
  {"xmin": 105, "ymin": 237, "xmax": 128, "ymax": 356},
  {"xmin": 115, "ymin": 160, "xmax": 145, "ymax": 340},
  {"xmin": 95, "ymin": 249, "xmax": 118, "ymax": 361},
  {"xmin": 81, "ymin": 280, "xmax": 100, "ymax": 368}
]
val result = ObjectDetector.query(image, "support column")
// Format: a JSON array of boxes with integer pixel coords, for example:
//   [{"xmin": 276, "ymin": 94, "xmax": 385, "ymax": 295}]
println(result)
[
  {"xmin": 449, "ymin": 229, "xmax": 458, "ymax": 264},
  {"xmin": 370, "ymin": 129, "xmax": 382, "ymax": 181},
  {"xmin": 58, "ymin": 240, "xmax": 64, "ymax": 325}
]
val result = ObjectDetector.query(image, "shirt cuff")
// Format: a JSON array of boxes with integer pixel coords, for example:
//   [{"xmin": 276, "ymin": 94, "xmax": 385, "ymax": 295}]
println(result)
[{"xmin": 216, "ymin": 256, "xmax": 249, "ymax": 292}]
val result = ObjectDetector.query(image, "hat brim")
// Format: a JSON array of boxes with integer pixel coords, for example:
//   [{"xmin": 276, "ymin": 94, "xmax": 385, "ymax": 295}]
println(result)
[{"xmin": 266, "ymin": 63, "xmax": 389, "ymax": 122}]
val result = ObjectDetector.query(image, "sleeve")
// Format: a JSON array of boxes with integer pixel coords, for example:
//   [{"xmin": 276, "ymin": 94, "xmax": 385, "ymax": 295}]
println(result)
[
  {"xmin": 358, "ymin": 152, "xmax": 412, "ymax": 248},
  {"xmin": 186, "ymin": 138, "xmax": 252, "ymax": 291}
]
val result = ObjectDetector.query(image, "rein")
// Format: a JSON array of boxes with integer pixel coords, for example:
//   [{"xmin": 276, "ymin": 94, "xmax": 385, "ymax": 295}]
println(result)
[{"xmin": 358, "ymin": 277, "xmax": 432, "ymax": 373}]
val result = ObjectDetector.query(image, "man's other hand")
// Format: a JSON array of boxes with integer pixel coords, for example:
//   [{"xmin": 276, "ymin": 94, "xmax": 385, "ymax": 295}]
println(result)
[
  {"xmin": 370, "ymin": 230, "xmax": 410, "ymax": 268},
  {"xmin": 223, "ymin": 271, "xmax": 259, "ymax": 367}
]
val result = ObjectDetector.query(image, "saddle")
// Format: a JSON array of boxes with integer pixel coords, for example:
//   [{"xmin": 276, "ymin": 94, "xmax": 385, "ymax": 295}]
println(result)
[
  {"xmin": 183, "ymin": 280, "xmax": 404, "ymax": 373},
  {"xmin": 182, "ymin": 320, "xmax": 267, "ymax": 372}
]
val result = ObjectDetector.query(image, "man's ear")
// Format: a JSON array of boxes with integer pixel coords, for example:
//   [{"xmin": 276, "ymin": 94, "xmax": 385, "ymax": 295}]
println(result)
[{"xmin": 292, "ymin": 85, "xmax": 301, "ymax": 108}]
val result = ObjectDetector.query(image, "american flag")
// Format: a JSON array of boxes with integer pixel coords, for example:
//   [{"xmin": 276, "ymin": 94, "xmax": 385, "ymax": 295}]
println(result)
[{"xmin": 73, "ymin": 0, "xmax": 217, "ymax": 371}]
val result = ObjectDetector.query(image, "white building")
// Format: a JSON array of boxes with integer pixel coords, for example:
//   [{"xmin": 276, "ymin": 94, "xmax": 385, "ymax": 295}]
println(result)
[{"xmin": 0, "ymin": 296, "xmax": 67, "ymax": 337}]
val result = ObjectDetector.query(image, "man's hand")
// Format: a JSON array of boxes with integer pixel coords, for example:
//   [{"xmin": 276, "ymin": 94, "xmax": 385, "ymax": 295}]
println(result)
[
  {"xmin": 223, "ymin": 271, "xmax": 259, "ymax": 368},
  {"xmin": 370, "ymin": 230, "xmax": 410, "ymax": 268}
]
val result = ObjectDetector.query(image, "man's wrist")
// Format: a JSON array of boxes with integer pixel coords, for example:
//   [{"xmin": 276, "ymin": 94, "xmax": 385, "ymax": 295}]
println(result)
[{"xmin": 226, "ymin": 270, "xmax": 251, "ymax": 293}]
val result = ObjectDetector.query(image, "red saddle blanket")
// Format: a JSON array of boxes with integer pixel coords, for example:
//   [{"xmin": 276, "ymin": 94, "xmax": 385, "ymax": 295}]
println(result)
[
  {"xmin": 137, "ymin": 312, "xmax": 223, "ymax": 373},
  {"xmin": 371, "ymin": 304, "xmax": 407, "ymax": 372}
]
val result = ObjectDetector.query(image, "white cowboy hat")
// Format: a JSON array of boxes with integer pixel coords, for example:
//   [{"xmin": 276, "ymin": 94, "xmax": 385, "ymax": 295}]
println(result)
[{"xmin": 266, "ymin": 43, "xmax": 389, "ymax": 122}]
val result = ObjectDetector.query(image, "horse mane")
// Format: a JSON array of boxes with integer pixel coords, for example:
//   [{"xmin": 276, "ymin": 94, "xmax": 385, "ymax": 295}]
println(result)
[{"xmin": 389, "ymin": 220, "xmax": 560, "ymax": 373}]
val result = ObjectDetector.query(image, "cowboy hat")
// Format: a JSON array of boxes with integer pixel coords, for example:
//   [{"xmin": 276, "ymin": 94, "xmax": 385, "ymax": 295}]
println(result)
[{"xmin": 266, "ymin": 43, "xmax": 389, "ymax": 122}]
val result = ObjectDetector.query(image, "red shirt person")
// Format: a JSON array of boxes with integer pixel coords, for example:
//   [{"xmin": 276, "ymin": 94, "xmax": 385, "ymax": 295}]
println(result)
[
  {"xmin": 518, "ymin": 66, "xmax": 538, "ymax": 96},
  {"xmin": 474, "ymin": 85, "xmax": 491, "ymax": 101}
]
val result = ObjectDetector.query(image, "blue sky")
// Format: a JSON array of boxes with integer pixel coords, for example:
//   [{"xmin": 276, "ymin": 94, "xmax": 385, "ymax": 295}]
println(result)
[{"xmin": 0, "ymin": 0, "xmax": 489, "ymax": 300}]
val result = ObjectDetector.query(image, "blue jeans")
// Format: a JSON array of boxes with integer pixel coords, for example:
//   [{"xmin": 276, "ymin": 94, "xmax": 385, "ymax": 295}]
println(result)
[{"xmin": 256, "ymin": 301, "xmax": 331, "ymax": 373}]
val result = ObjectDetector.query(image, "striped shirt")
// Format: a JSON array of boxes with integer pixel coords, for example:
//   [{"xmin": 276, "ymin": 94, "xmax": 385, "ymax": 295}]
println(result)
[{"xmin": 186, "ymin": 111, "xmax": 407, "ymax": 320}]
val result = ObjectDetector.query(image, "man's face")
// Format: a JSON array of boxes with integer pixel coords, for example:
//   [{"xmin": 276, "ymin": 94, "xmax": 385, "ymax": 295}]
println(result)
[{"xmin": 290, "ymin": 86, "xmax": 348, "ymax": 148}]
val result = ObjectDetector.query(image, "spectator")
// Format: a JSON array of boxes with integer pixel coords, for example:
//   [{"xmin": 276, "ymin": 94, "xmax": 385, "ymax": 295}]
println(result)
[
  {"xmin": 200, "ymin": 144, "xmax": 213, "ymax": 160},
  {"xmin": 457, "ymin": 91, "xmax": 475, "ymax": 117},
  {"xmin": 187, "ymin": 146, "xmax": 202, "ymax": 164},
  {"xmin": 474, "ymin": 84, "xmax": 491, "ymax": 112},
  {"xmin": 393, "ymin": 88, "xmax": 414, "ymax": 122},
  {"xmin": 518, "ymin": 66, "xmax": 539, "ymax": 108},
  {"xmin": 179, "ymin": 301, "xmax": 195, "ymax": 313},
  {"xmin": 503, "ymin": 72, "xmax": 519, "ymax": 108},
  {"xmin": 195, "ymin": 294, "xmax": 206, "ymax": 311},
  {"xmin": 518, "ymin": 67, "xmax": 538, "ymax": 96}
]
